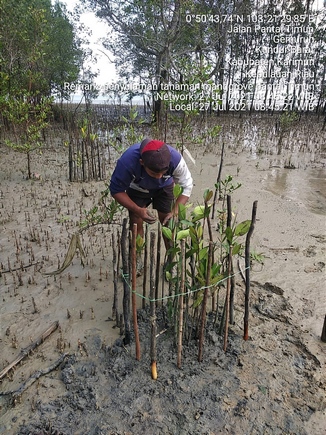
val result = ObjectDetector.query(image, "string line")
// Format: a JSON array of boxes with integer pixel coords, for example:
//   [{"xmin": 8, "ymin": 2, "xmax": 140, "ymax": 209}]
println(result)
[{"xmin": 121, "ymin": 266, "xmax": 249, "ymax": 303}]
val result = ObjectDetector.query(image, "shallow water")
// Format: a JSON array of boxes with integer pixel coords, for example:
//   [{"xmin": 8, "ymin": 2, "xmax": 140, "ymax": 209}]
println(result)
[
  {"xmin": 208, "ymin": 114, "xmax": 326, "ymax": 216},
  {"xmin": 261, "ymin": 167, "xmax": 326, "ymax": 215}
]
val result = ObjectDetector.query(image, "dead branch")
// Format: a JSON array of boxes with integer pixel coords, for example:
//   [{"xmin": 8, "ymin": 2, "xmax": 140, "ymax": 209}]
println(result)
[
  {"xmin": 0, "ymin": 321, "xmax": 59, "ymax": 381},
  {"xmin": 244, "ymin": 201, "xmax": 258, "ymax": 341},
  {"xmin": 42, "ymin": 233, "xmax": 85, "ymax": 276},
  {"xmin": 0, "ymin": 353, "xmax": 68, "ymax": 398},
  {"xmin": 261, "ymin": 245, "xmax": 299, "ymax": 252},
  {"xmin": 0, "ymin": 262, "xmax": 40, "ymax": 275}
]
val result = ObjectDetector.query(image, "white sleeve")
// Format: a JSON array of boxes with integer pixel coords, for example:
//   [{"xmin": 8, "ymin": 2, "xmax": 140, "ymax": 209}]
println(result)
[{"xmin": 172, "ymin": 156, "xmax": 193, "ymax": 197}]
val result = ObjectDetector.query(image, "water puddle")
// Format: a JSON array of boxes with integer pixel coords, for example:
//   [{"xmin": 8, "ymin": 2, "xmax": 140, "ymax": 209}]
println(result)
[{"xmin": 261, "ymin": 167, "xmax": 326, "ymax": 215}]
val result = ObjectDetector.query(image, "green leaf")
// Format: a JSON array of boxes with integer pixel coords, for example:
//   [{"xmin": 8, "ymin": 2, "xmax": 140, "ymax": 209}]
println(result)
[
  {"xmin": 199, "ymin": 246, "xmax": 208, "ymax": 261},
  {"xmin": 178, "ymin": 203, "xmax": 186, "ymax": 221},
  {"xmin": 186, "ymin": 270, "xmax": 196, "ymax": 281},
  {"xmin": 197, "ymin": 224, "xmax": 203, "ymax": 239},
  {"xmin": 193, "ymin": 291, "xmax": 204, "ymax": 309},
  {"xmin": 165, "ymin": 271, "xmax": 172, "ymax": 281},
  {"xmin": 185, "ymin": 247, "xmax": 198, "ymax": 258},
  {"xmin": 196, "ymin": 275, "xmax": 206, "ymax": 286},
  {"xmin": 164, "ymin": 260, "xmax": 177, "ymax": 272},
  {"xmin": 232, "ymin": 243, "xmax": 241, "ymax": 255},
  {"xmin": 167, "ymin": 247, "xmax": 179, "ymax": 256},
  {"xmin": 173, "ymin": 184, "xmax": 183, "ymax": 199},
  {"xmin": 234, "ymin": 220, "xmax": 251, "ymax": 236},
  {"xmin": 176, "ymin": 229, "xmax": 190, "ymax": 240},
  {"xmin": 179, "ymin": 219, "xmax": 193, "ymax": 227},
  {"xmin": 136, "ymin": 235, "xmax": 145, "ymax": 251},
  {"xmin": 192, "ymin": 205, "xmax": 205, "ymax": 221},
  {"xmin": 189, "ymin": 228, "xmax": 198, "ymax": 246},
  {"xmin": 203, "ymin": 189, "xmax": 213, "ymax": 202},
  {"xmin": 225, "ymin": 226, "xmax": 233, "ymax": 244},
  {"xmin": 211, "ymin": 263, "xmax": 221, "ymax": 277},
  {"xmin": 162, "ymin": 227, "xmax": 173, "ymax": 240},
  {"xmin": 210, "ymin": 274, "xmax": 225, "ymax": 285}
]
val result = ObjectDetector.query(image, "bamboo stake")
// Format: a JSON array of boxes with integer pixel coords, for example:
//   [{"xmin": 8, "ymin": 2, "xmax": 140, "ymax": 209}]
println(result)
[
  {"xmin": 161, "ymin": 261, "xmax": 165, "ymax": 311},
  {"xmin": 177, "ymin": 240, "xmax": 186, "ymax": 369},
  {"xmin": 149, "ymin": 232, "xmax": 157, "ymax": 379},
  {"xmin": 223, "ymin": 247, "xmax": 232, "ymax": 352},
  {"xmin": 121, "ymin": 218, "xmax": 131, "ymax": 345},
  {"xmin": 155, "ymin": 222, "xmax": 161, "ymax": 306},
  {"xmin": 131, "ymin": 223, "xmax": 141, "ymax": 360},
  {"xmin": 187, "ymin": 247, "xmax": 196, "ymax": 343},
  {"xmin": 68, "ymin": 139, "xmax": 73, "ymax": 182},
  {"xmin": 142, "ymin": 225, "xmax": 148, "ymax": 309},
  {"xmin": 211, "ymin": 141, "xmax": 225, "ymax": 219},
  {"xmin": 229, "ymin": 259, "xmax": 235, "ymax": 324},
  {"xmin": 226, "ymin": 194, "xmax": 232, "ymax": 228},
  {"xmin": 0, "ymin": 321, "xmax": 59, "ymax": 380},
  {"xmin": 198, "ymin": 241, "xmax": 213, "ymax": 362},
  {"xmin": 244, "ymin": 200, "xmax": 258, "ymax": 341},
  {"xmin": 225, "ymin": 194, "xmax": 235, "ymax": 324},
  {"xmin": 111, "ymin": 231, "xmax": 118, "ymax": 321}
]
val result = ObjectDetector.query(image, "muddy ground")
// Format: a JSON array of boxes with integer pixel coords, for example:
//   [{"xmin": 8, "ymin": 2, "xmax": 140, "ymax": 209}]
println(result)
[{"xmin": 0, "ymin": 114, "xmax": 325, "ymax": 434}]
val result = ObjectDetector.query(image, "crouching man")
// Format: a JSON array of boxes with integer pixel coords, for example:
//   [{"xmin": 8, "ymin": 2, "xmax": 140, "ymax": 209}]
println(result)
[{"xmin": 109, "ymin": 138, "xmax": 193, "ymax": 242}]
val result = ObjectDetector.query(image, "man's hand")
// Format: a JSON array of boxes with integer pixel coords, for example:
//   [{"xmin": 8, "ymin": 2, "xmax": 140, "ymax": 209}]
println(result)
[
  {"xmin": 162, "ymin": 212, "xmax": 174, "ymax": 226},
  {"xmin": 138, "ymin": 208, "xmax": 157, "ymax": 224},
  {"xmin": 113, "ymin": 192, "xmax": 157, "ymax": 224},
  {"xmin": 162, "ymin": 194, "xmax": 190, "ymax": 226}
]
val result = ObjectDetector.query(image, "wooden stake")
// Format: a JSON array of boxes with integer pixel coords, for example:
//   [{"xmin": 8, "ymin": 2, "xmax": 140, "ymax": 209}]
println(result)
[
  {"xmin": 121, "ymin": 218, "xmax": 131, "ymax": 345},
  {"xmin": 131, "ymin": 223, "xmax": 141, "ymax": 360},
  {"xmin": 142, "ymin": 225, "xmax": 148, "ymax": 309},
  {"xmin": 225, "ymin": 194, "xmax": 237, "ymax": 326},
  {"xmin": 111, "ymin": 231, "xmax": 118, "ymax": 321},
  {"xmin": 244, "ymin": 200, "xmax": 258, "ymax": 341},
  {"xmin": 177, "ymin": 240, "xmax": 185, "ymax": 369},
  {"xmin": 198, "ymin": 241, "xmax": 213, "ymax": 362},
  {"xmin": 229, "ymin": 258, "xmax": 235, "ymax": 325},
  {"xmin": 149, "ymin": 232, "xmax": 157, "ymax": 379},
  {"xmin": 223, "ymin": 247, "xmax": 232, "ymax": 352},
  {"xmin": 155, "ymin": 222, "xmax": 161, "ymax": 306},
  {"xmin": 211, "ymin": 141, "xmax": 225, "ymax": 219}
]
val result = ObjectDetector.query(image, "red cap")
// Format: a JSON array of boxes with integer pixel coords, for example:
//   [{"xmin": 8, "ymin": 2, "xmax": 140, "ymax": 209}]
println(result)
[{"xmin": 140, "ymin": 139, "xmax": 170, "ymax": 172}]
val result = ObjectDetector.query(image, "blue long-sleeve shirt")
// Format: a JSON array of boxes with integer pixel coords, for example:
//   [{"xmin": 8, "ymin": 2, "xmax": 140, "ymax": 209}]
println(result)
[{"xmin": 109, "ymin": 143, "xmax": 193, "ymax": 197}]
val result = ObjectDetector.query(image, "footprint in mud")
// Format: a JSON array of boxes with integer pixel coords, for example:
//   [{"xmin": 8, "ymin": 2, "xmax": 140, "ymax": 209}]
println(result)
[
  {"xmin": 310, "ymin": 234, "xmax": 326, "ymax": 244},
  {"xmin": 303, "ymin": 245, "xmax": 317, "ymax": 257},
  {"xmin": 304, "ymin": 261, "xmax": 325, "ymax": 273},
  {"xmin": 301, "ymin": 297, "xmax": 316, "ymax": 317}
]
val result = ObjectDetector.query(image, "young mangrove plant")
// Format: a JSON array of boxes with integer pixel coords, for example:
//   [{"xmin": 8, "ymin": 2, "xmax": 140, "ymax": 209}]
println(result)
[
  {"xmin": 3, "ymin": 93, "xmax": 52, "ymax": 179},
  {"xmin": 160, "ymin": 180, "xmax": 253, "ymax": 362}
]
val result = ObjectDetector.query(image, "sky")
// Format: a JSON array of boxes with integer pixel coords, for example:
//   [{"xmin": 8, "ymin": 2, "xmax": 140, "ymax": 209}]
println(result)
[{"xmin": 63, "ymin": 0, "xmax": 117, "ymax": 90}]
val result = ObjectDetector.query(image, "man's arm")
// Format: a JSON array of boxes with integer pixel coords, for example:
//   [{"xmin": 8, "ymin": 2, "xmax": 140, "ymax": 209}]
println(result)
[
  {"xmin": 113, "ymin": 192, "xmax": 157, "ymax": 224},
  {"xmin": 171, "ymin": 154, "xmax": 193, "ymax": 197},
  {"xmin": 161, "ymin": 153, "xmax": 193, "ymax": 225}
]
